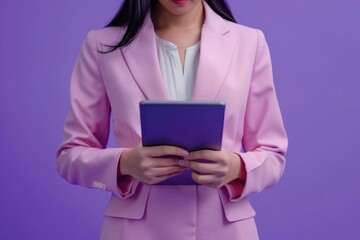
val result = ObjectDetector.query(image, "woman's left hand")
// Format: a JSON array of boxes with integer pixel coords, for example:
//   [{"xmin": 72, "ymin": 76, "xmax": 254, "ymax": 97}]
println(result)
[{"xmin": 178, "ymin": 150, "xmax": 242, "ymax": 188}]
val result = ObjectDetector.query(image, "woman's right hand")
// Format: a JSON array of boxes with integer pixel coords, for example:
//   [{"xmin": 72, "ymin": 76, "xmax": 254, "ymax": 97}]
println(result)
[{"xmin": 119, "ymin": 145, "xmax": 189, "ymax": 185}]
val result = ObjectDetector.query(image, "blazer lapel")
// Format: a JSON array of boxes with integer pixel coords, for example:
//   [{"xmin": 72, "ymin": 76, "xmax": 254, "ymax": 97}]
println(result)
[
  {"xmin": 120, "ymin": 2, "xmax": 233, "ymax": 101},
  {"xmin": 121, "ymin": 16, "xmax": 169, "ymax": 100},
  {"xmin": 192, "ymin": 2, "xmax": 234, "ymax": 100}
]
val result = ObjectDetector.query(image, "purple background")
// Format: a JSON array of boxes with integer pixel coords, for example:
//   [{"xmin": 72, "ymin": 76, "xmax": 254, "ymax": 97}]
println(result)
[{"xmin": 1, "ymin": 0, "xmax": 359, "ymax": 239}]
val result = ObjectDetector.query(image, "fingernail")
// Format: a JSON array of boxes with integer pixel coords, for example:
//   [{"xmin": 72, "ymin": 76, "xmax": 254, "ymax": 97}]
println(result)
[
  {"xmin": 182, "ymin": 152, "xmax": 189, "ymax": 158},
  {"xmin": 178, "ymin": 160, "xmax": 187, "ymax": 167}
]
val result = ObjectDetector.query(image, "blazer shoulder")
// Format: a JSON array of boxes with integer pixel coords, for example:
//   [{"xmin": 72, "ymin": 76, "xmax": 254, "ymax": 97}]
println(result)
[
  {"xmin": 85, "ymin": 27, "xmax": 126, "ymax": 50},
  {"xmin": 227, "ymin": 21, "xmax": 261, "ymax": 40},
  {"xmin": 224, "ymin": 21, "xmax": 268, "ymax": 50}
]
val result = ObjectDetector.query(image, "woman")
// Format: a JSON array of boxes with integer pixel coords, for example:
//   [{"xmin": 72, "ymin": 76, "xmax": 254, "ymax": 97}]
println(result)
[{"xmin": 56, "ymin": 0, "xmax": 288, "ymax": 239}]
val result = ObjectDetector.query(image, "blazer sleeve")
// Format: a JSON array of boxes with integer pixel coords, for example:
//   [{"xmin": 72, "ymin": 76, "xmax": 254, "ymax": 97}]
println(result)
[
  {"xmin": 231, "ymin": 30, "xmax": 288, "ymax": 201},
  {"xmin": 56, "ymin": 31, "xmax": 138, "ymax": 199}
]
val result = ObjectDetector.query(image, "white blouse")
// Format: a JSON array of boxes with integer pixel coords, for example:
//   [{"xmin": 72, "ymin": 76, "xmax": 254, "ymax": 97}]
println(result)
[{"xmin": 155, "ymin": 35, "xmax": 200, "ymax": 101}]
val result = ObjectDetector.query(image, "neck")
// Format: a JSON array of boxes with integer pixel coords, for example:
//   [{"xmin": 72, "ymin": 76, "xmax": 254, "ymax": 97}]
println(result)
[{"xmin": 152, "ymin": 2, "xmax": 204, "ymax": 31}]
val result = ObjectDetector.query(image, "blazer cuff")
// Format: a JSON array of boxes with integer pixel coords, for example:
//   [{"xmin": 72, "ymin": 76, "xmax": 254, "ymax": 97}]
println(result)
[
  {"xmin": 116, "ymin": 149, "xmax": 139, "ymax": 198},
  {"xmin": 224, "ymin": 153, "xmax": 247, "ymax": 201}
]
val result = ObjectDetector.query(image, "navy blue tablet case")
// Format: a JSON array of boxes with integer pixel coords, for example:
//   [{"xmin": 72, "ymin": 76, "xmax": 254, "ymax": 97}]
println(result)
[{"xmin": 140, "ymin": 100, "xmax": 225, "ymax": 185}]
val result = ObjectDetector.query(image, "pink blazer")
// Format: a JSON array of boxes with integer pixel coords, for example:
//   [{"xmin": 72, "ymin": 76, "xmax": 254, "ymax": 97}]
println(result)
[{"xmin": 56, "ymin": 2, "xmax": 287, "ymax": 236}]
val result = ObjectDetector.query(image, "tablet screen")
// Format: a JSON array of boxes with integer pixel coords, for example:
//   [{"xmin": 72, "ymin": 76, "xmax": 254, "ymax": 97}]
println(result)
[{"xmin": 140, "ymin": 100, "xmax": 225, "ymax": 185}]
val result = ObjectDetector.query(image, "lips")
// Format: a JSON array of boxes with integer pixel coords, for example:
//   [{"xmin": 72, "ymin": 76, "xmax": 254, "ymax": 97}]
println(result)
[{"xmin": 173, "ymin": 0, "xmax": 188, "ymax": 5}]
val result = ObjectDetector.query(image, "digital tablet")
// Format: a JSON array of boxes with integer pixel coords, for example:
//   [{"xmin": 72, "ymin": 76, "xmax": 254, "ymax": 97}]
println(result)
[{"xmin": 140, "ymin": 100, "xmax": 225, "ymax": 185}]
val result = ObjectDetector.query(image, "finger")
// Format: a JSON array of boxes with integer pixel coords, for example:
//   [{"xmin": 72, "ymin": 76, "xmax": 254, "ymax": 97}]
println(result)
[
  {"xmin": 151, "ymin": 166, "xmax": 188, "ymax": 177},
  {"xmin": 152, "ymin": 157, "xmax": 185, "ymax": 167},
  {"xmin": 191, "ymin": 171, "xmax": 218, "ymax": 185},
  {"xmin": 145, "ymin": 145, "xmax": 189, "ymax": 158},
  {"xmin": 191, "ymin": 172, "xmax": 225, "ymax": 188},
  {"xmin": 187, "ymin": 150, "xmax": 220, "ymax": 162},
  {"xmin": 179, "ymin": 161, "xmax": 219, "ymax": 174},
  {"xmin": 138, "ymin": 157, "xmax": 186, "ymax": 173},
  {"xmin": 147, "ymin": 171, "xmax": 185, "ymax": 185}
]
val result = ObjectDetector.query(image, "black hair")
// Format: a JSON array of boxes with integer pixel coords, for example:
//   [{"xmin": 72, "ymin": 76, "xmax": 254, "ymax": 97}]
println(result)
[{"xmin": 104, "ymin": 0, "xmax": 236, "ymax": 52}]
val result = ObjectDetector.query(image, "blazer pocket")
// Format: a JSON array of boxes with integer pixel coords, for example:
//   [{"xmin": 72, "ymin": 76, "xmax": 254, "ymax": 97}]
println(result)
[
  {"xmin": 104, "ymin": 183, "xmax": 150, "ymax": 220},
  {"xmin": 218, "ymin": 188, "xmax": 256, "ymax": 222}
]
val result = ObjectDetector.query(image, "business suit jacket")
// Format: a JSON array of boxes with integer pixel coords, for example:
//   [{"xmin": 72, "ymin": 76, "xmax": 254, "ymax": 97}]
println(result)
[{"xmin": 56, "ymin": 2, "xmax": 288, "ymax": 239}]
